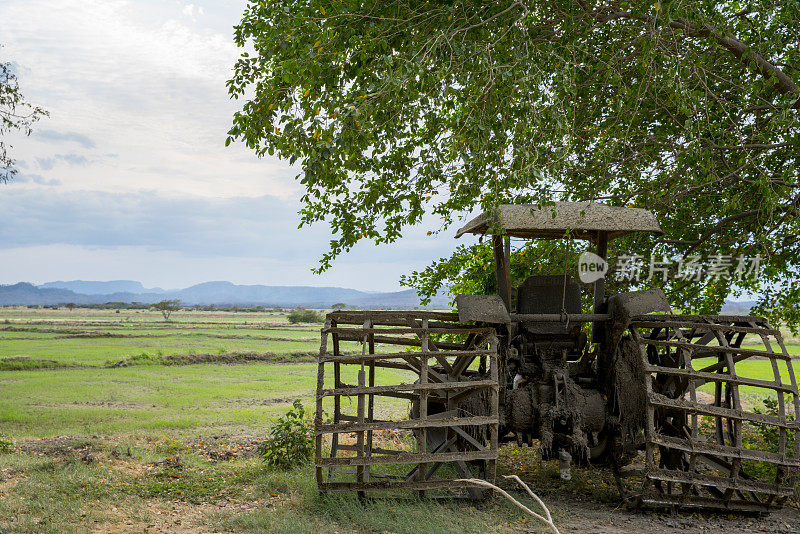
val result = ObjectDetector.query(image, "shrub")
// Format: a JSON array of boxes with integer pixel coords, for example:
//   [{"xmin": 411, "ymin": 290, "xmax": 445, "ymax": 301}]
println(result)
[
  {"xmin": 0, "ymin": 435, "xmax": 12, "ymax": 454},
  {"xmin": 749, "ymin": 396, "xmax": 796, "ymax": 454},
  {"xmin": 258, "ymin": 400, "xmax": 313, "ymax": 469},
  {"xmin": 286, "ymin": 308, "xmax": 324, "ymax": 324},
  {"xmin": 735, "ymin": 395, "xmax": 797, "ymax": 496}
]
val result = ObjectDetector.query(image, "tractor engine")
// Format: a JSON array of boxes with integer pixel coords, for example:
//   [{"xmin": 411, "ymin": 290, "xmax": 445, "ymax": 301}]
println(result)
[{"xmin": 503, "ymin": 275, "xmax": 607, "ymax": 465}]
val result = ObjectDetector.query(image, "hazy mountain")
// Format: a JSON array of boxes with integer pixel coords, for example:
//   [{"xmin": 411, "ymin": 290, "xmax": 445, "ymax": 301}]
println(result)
[
  {"xmin": 720, "ymin": 300, "xmax": 756, "ymax": 315},
  {"xmin": 39, "ymin": 280, "xmax": 164, "ymax": 295},
  {"xmin": 0, "ymin": 281, "xmax": 759, "ymax": 312},
  {"xmin": 0, "ymin": 281, "xmax": 449, "ymax": 308},
  {"xmin": 172, "ymin": 281, "xmax": 368, "ymax": 305},
  {"xmin": 0, "ymin": 283, "xmax": 93, "ymax": 305}
]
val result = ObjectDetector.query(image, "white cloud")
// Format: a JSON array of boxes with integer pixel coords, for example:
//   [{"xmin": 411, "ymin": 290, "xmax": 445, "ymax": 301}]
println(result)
[
  {"xmin": 0, "ymin": 0, "xmax": 291, "ymax": 199},
  {"xmin": 0, "ymin": 0, "xmax": 467, "ymax": 291},
  {"xmin": 182, "ymin": 4, "xmax": 205, "ymax": 21}
]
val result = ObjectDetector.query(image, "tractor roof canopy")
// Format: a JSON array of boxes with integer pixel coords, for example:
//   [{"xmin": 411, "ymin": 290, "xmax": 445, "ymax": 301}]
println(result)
[{"xmin": 455, "ymin": 202, "xmax": 662, "ymax": 242}]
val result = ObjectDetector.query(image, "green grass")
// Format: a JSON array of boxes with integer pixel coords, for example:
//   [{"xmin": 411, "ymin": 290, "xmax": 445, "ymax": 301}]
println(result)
[
  {"xmin": 0, "ymin": 447, "xmax": 542, "ymax": 534},
  {"xmin": 694, "ymin": 357, "xmax": 800, "ymax": 400},
  {"xmin": 0, "ymin": 307, "xmax": 383, "ymax": 368},
  {"xmin": 0, "ymin": 307, "xmax": 546, "ymax": 533},
  {"xmin": 0, "ymin": 362, "xmax": 412, "ymax": 438},
  {"xmin": 0, "ymin": 334, "xmax": 323, "ymax": 366}
]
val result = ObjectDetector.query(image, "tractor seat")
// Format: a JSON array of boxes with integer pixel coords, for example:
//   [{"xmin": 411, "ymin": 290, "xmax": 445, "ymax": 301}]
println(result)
[{"xmin": 516, "ymin": 275, "xmax": 583, "ymax": 345}]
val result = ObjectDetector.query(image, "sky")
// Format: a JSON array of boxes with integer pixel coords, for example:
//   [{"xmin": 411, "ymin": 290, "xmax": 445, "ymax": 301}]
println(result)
[{"xmin": 0, "ymin": 0, "xmax": 467, "ymax": 291}]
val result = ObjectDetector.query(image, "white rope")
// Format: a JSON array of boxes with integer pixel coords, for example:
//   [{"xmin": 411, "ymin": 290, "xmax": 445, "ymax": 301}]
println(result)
[{"xmin": 455, "ymin": 475, "xmax": 560, "ymax": 534}]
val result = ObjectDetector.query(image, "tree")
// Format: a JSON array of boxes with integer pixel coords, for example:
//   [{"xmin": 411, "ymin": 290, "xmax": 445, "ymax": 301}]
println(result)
[
  {"xmin": 287, "ymin": 308, "xmax": 325, "ymax": 324},
  {"xmin": 65, "ymin": 303, "xmax": 76, "ymax": 312},
  {"xmin": 153, "ymin": 299, "xmax": 181, "ymax": 321},
  {"xmin": 331, "ymin": 302, "xmax": 346, "ymax": 310},
  {"xmin": 228, "ymin": 1, "xmax": 800, "ymax": 329},
  {"xmin": 1, "ymin": 46, "xmax": 48, "ymax": 182}
]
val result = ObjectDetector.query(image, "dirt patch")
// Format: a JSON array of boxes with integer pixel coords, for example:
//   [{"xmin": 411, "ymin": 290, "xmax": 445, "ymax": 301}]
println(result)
[
  {"xmin": 541, "ymin": 492, "xmax": 800, "ymax": 534},
  {"xmin": 16, "ymin": 436, "xmax": 111, "ymax": 460},
  {"xmin": 187, "ymin": 436, "xmax": 263, "ymax": 462}
]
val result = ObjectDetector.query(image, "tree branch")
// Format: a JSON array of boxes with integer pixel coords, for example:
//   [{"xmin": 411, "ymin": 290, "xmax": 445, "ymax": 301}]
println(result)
[{"xmin": 579, "ymin": 5, "xmax": 800, "ymax": 106}]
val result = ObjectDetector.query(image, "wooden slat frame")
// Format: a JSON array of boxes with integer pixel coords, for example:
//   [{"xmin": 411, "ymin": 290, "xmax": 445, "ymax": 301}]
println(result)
[{"xmin": 315, "ymin": 311, "xmax": 499, "ymax": 498}]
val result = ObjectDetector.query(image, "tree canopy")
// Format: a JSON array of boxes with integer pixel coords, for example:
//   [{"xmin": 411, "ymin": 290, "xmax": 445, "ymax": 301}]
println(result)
[
  {"xmin": 1, "ymin": 47, "xmax": 47, "ymax": 182},
  {"xmin": 228, "ymin": 1, "xmax": 800, "ymax": 329}
]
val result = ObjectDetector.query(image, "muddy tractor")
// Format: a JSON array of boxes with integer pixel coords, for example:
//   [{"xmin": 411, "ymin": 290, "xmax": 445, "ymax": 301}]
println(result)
[{"xmin": 314, "ymin": 202, "xmax": 799, "ymax": 513}]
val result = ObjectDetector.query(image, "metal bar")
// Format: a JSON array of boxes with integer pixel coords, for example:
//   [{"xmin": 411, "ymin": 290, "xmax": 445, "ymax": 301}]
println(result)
[
  {"xmin": 326, "ymin": 326, "xmax": 494, "ymax": 335},
  {"xmin": 320, "ymin": 349, "xmax": 493, "ymax": 364},
  {"xmin": 317, "ymin": 415, "xmax": 498, "ymax": 434},
  {"xmin": 356, "ymin": 318, "xmax": 368, "ymax": 496},
  {"xmin": 650, "ymin": 434, "xmax": 799, "ymax": 467},
  {"xmin": 755, "ymin": 322, "xmax": 790, "ymax": 461},
  {"xmin": 317, "ymin": 450, "xmax": 496, "ymax": 467},
  {"xmin": 327, "ymin": 311, "xmax": 460, "ymax": 322},
  {"xmin": 645, "ymin": 467, "xmax": 794, "ymax": 497},
  {"xmin": 639, "ymin": 495, "xmax": 772, "ymax": 513},
  {"xmin": 418, "ymin": 318, "xmax": 429, "ymax": 497},
  {"xmin": 489, "ymin": 335, "xmax": 499, "ymax": 483},
  {"xmin": 630, "ymin": 314, "xmax": 768, "ymax": 324},
  {"xmin": 647, "ymin": 392, "xmax": 797, "ymax": 428},
  {"xmin": 641, "ymin": 339, "xmax": 791, "ymax": 361},
  {"xmin": 330, "ymin": 318, "xmax": 341, "ymax": 480},
  {"xmin": 510, "ymin": 313, "xmax": 611, "ymax": 322},
  {"xmin": 315, "ymin": 320, "xmax": 329, "ymax": 489},
  {"xmin": 644, "ymin": 364, "xmax": 796, "ymax": 393},
  {"xmin": 631, "ymin": 320, "xmax": 780, "ymax": 336},
  {"xmin": 318, "ymin": 380, "xmax": 498, "ymax": 397},
  {"xmin": 367, "ymin": 316, "xmax": 375, "ymax": 483},
  {"xmin": 334, "ymin": 444, "xmax": 415, "ymax": 456},
  {"xmin": 319, "ymin": 479, "xmax": 490, "ymax": 492},
  {"xmin": 332, "ymin": 334, "xmax": 468, "ymax": 351}
]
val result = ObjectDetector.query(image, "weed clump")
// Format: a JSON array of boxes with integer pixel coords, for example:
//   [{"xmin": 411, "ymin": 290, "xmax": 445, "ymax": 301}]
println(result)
[{"xmin": 258, "ymin": 400, "xmax": 313, "ymax": 469}]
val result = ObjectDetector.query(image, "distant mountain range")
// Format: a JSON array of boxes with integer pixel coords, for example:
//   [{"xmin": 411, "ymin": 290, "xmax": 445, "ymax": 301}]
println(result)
[
  {"xmin": 0, "ymin": 280, "xmax": 449, "ymax": 308},
  {"xmin": 720, "ymin": 300, "xmax": 756, "ymax": 315},
  {"xmin": 39, "ymin": 280, "xmax": 165, "ymax": 295},
  {"xmin": 0, "ymin": 279, "xmax": 756, "ymax": 312}
]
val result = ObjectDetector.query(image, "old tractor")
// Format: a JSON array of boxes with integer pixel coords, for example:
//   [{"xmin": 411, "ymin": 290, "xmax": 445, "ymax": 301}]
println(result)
[{"xmin": 314, "ymin": 202, "xmax": 799, "ymax": 513}]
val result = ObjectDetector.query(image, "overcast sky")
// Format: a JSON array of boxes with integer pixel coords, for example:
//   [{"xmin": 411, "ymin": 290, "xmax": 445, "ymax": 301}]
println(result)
[{"xmin": 0, "ymin": 0, "xmax": 467, "ymax": 291}]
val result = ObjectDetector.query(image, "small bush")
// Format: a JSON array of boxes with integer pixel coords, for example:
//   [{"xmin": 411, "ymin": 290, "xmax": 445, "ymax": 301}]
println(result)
[
  {"xmin": 0, "ymin": 435, "xmax": 12, "ymax": 454},
  {"xmin": 258, "ymin": 400, "xmax": 313, "ymax": 469},
  {"xmin": 286, "ymin": 308, "xmax": 324, "ymax": 324},
  {"xmin": 749, "ymin": 395, "xmax": 797, "ymax": 454}
]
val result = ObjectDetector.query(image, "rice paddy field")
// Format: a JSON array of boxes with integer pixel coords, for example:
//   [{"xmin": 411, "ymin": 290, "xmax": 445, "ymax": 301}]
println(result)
[{"xmin": 1, "ymin": 306, "xmax": 799, "ymax": 533}]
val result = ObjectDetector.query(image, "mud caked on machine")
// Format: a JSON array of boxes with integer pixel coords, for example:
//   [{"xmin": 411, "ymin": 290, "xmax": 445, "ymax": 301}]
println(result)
[{"xmin": 314, "ymin": 202, "xmax": 799, "ymax": 513}]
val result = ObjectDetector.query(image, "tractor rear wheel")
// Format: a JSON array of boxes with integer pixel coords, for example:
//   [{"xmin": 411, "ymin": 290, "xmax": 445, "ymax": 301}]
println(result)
[{"xmin": 613, "ymin": 315, "xmax": 799, "ymax": 513}]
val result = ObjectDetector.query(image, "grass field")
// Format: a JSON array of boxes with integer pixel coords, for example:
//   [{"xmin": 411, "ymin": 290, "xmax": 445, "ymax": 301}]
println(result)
[
  {"xmin": 1, "ymin": 306, "xmax": 798, "ymax": 533},
  {"xmin": 0, "ymin": 307, "xmax": 541, "ymax": 533}
]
